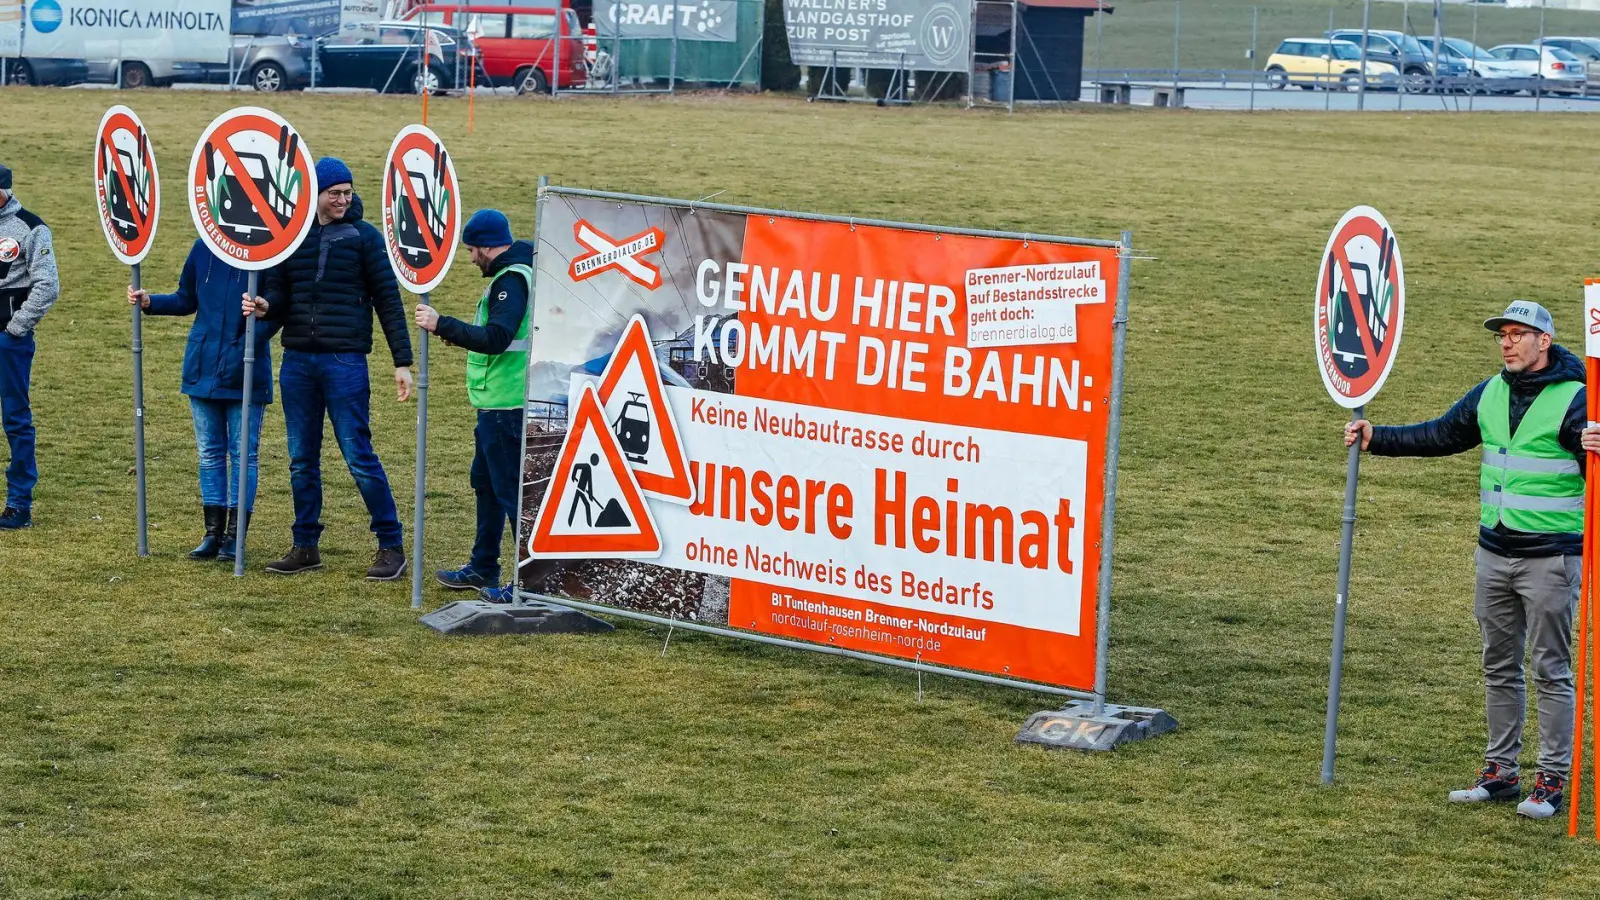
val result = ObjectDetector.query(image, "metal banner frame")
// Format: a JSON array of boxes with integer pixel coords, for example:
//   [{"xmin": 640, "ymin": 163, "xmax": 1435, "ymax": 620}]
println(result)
[{"xmin": 511, "ymin": 185, "xmax": 1132, "ymax": 705}]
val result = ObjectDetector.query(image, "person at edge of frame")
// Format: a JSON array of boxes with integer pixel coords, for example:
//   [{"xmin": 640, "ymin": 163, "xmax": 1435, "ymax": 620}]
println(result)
[
  {"xmin": 1345, "ymin": 300, "xmax": 1600, "ymax": 821},
  {"xmin": 129, "ymin": 239, "xmax": 277, "ymax": 561},
  {"xmin": 242, "ymin": 157, "xmax": 415, "ymax": 581},
  {"xmin": 413, "ymin": 209, "xmax": 533, "ymax": 605},
  {"xmin": 0, "ymin": 161, "xmax": 60, "ymax": 531}
]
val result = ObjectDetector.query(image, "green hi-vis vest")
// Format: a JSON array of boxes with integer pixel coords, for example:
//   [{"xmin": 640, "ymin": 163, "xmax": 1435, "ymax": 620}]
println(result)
[
  {"xmin": 1478, "ymin": 376, "xmax": 1584, "ymax": 535},
  {"xmin": 466, "ymin": 263, "xmax": 534, "ymax": 410}
]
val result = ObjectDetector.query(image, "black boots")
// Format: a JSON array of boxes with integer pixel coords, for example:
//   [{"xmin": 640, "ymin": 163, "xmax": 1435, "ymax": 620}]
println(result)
[
  {"xmin": 189, "ymin": 506, "xmax": 228, "ymax": 559},
  {"xmin": 216, "ymin": 508, "xmax": 250, "ymax": 563}
]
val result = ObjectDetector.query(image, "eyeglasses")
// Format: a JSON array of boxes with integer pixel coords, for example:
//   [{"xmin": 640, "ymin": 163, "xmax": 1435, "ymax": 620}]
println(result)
[
  {"xmin": 1493, "ymin": 329, "xmax": 1538, "ymax": 345},
  {"xmin": 324, "ymin": 189, "xmax": 354, "ymax": 200}
]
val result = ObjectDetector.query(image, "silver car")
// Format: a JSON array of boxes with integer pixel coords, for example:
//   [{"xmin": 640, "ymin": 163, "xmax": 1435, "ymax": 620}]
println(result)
[{"xmin": 195, "ymin": 35, "xmax": 318, "ymax": 93}]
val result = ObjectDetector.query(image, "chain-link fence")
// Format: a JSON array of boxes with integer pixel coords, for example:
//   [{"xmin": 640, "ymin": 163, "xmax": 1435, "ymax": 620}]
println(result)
[{"xmin": 1082, "ymin": 0, "xmax": 1600, "ymax": 110}]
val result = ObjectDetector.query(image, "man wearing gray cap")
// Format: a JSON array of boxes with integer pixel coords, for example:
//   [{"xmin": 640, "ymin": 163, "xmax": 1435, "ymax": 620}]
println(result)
[
  {"xmin": 0, "ymin": 161, "xmax": 60, "ymax": 531},
  {"xmin": 1346, "ymin": 301, "xmax": 1600, "ymax": 820}
]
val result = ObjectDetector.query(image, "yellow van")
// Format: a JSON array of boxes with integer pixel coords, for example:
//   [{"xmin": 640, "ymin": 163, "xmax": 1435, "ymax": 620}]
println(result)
[{"xmin": 1265, "ymin": 38, "xmax": 1400, "ymax": 90}]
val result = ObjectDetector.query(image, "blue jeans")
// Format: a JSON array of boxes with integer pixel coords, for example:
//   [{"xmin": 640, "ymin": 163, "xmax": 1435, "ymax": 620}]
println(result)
[
  {"xmin": 190, "ymin": 398, "xmax": 265, "ymax": 510},
  {"xmin": 0, "ymin": 331, "xmax": 36, "ymax": 511},
  {"xmin": 469, "ymin": 409, "xmax": 524, "ymax": 581},
  {"xmin": 279, "ymin": 350, "xmax": 402, "ymax": 549}
]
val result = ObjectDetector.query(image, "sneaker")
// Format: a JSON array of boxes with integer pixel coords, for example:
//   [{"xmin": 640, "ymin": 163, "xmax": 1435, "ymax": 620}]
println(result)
[
  {"xmin": 435, "ymin": 564, "xmax": 494, "ymax": 591},
  {"xmin": 366, "ymin": 547, "xmax": 407, "ymax": 582},
  {"xmin": 265, "ymin": 545, "xmax": 323, "ymax": 575},
  {"xmin": 1448, "ymin": 762, "xmax": 1521, "ymax": 803},
  {"xmin": 0, "ymin": 507, "xmax": 32, "ymax": 530},
  {"xmin": 1517, "ymin": 772, "xmax": 1566, "ymax": 819},
  {"xmin": 478, "ymin": 583, "xmax": 516, "ymax": 604}
]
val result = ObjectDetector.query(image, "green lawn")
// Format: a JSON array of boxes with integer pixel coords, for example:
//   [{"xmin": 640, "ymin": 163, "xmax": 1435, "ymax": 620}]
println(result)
[
  {"xmin": 1090, "ymin": 0, "xmax": 1600, "ymax": 72},
  {"xmin": 4, "ymin": 88, "xmax": 1600, "ymax": 898}
]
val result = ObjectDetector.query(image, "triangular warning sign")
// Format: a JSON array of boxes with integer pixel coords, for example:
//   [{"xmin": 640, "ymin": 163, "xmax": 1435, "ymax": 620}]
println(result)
[
  {"xmin": 593, "ymin": 315, "xmax": 695, "ymax": 505},
  {"xmin": 528, "ymin": 382, "xmax": 662, "ymax": 559}
]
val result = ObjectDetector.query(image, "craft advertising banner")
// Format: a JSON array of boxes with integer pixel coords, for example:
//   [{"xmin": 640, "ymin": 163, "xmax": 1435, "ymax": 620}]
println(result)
[
  {"xmin": 594, "ymin": 0, "xmax": 739, "ymax": 42},
  {"xmin": 21, "ymin": 0, "xmax": 230, "ymax": 63},
  {"xmin": 517, "ymin": 193, "xmax": 1120, "ymax": 691},
  {"xmin": 782, "ymin": 0, "xmax": 973, "ymax": 72}
]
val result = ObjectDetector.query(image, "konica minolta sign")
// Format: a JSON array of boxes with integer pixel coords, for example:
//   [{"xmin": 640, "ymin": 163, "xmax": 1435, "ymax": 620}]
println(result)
[{"xmin": 21, "ymin": 0, "xmax": 230, "ymax": 63}]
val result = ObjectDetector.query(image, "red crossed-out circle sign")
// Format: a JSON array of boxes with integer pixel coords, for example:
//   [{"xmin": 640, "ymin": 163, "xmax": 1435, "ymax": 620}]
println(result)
[
  {"xmin": 187, "ymin": 107, "xmax": 316, "ymax": 272},
  {"xmin": 94, "ymin": 105, "xmax": 160, "ymax": 266},
  {"xmin": 381, "ymin": 125, "xmax": 462, "ymax": 295},
  {"xmin": 1313, "ymin": 205, "xmax": 1405, "ymax": 409}
]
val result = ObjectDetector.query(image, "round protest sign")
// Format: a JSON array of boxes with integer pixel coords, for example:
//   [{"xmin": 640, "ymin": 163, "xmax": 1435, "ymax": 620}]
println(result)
[
  {"xmin": 1313, "ymin": 206, "xmax": 1404, "ymax": 409},
  {"xmin": 380, "ymin": 124, "xmax": 462, "ymax": 294},
  {"xmin": 186, "ymin": 107, "xmax": 316, "ymax": 271},
  {"xmin": 94, "ymin": 105, "xmax": 159, "ymax": 266}
]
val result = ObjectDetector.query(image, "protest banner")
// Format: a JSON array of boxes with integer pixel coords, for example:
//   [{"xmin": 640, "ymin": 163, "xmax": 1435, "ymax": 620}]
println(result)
[{"xmin": 516, "ymin": 188, "xmax": 1130, "ymax": 697}]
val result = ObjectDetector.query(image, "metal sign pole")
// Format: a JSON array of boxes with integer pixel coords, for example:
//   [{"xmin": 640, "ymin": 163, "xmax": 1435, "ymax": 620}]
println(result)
[
  {"xmin": 1172, "ymin": 0, "xmax": 1180, "ymax": 91},
  {"xmin": 510, "ymin": 175, "xmax": 549, "ymax": 609},
  {"xmin": 1358, "ymin": 0, "xmax": 1371, "ymax": 110},
  {"xmin": 1249, "ymin": 7, "xmax": 1257, "ymax": 112},
  {"xmin": 131, "ymin": 262, "xmax": 148, "ymax": 557},
  {"xmin": 1327, "ymin": 9, "xmax": 1335, "ymax": 107},
  {"xmin": 1470, "ymin": 2, "xmax": 1479, "ymax": 111},
  {"xmin": 1321, "ymin": 404, "xmax": 1365, "ymax": 784},
  {"xmin": 411, "ymin": 294, "xmax": 430, "ymax": 610},
  {"xmin": 1091, "ymin": 230, "xmax": 1133, "ymax": 714},
  {"xmin": 1537, "ymin": 0, "xmax": 1546, "ymax": 112},
  {"xmin": 669, "ymin": 0, "xmax": 679, "ymax": 94},
  {"xmin": 234, "ymin": 271, "xmax": 259, "ymax": 577}
]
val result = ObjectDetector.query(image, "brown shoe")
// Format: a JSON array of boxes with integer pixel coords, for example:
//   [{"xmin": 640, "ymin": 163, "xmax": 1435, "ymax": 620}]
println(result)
[
  {"xmin": 265, "ymin": 545, "xmax": 322, "ymax": 575},
  {"xmin": 366, "ymin": 547, "xmax": 407, "ymax": 582}
]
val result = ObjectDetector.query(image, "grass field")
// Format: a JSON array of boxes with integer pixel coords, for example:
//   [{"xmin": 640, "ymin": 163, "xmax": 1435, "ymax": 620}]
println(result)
[
  {"xmin": 1092, "ymin": 0, "xmax": 1600, "ymax": 72},
  {"xmin": 4, "ymin": 87, "xmax": 1600, "ymax": 898}
]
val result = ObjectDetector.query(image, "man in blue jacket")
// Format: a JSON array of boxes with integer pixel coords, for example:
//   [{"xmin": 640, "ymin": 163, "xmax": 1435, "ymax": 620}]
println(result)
[
  {"xmin": 243, "ymin": 158, "xmax": 414, "ymax": 581},
  {"xmin": 1347, "ymin": 301, "xmax": 1600, "ymax": 820},
  {"xmin": 130, "ymin": 239, "xmax": 274, "ymax": 560},
  {"xmin": 413, "ymin": 210, "xmax": 532, "ymax": 603}
]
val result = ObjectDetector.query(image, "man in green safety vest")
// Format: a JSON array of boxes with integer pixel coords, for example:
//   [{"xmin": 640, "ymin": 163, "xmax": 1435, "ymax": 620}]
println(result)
[
  {"xmin": 1347, "ymin": 301, "xmax": 1600, "ymax": 820},
  {"xmin": 414, "ymin": 209, "xmax": 533, "ymax": 604}
]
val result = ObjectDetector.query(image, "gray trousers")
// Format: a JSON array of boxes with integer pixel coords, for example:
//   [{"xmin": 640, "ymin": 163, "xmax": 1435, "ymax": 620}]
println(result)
[{"xmin": 1474, "ymin": 547, "xmax": 1579, "ymax": 777}]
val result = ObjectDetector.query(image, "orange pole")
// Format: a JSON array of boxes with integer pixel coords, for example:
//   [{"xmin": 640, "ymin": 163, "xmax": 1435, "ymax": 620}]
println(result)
[
  {"xmin": 1574, "ymin": 356, "xmax": 1595, "ymax": 837},
  {"xmin": 1593, "ymin": 360, "xmax": 1600, "ymax": 842}
]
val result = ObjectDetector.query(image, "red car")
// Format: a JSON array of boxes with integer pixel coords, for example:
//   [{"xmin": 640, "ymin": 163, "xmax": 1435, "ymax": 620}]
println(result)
[{"xmin": 405, "ymin": 3, "xmax": 585, "ymax": 93}]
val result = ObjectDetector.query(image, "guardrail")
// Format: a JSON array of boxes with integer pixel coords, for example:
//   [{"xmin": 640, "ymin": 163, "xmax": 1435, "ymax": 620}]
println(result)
[{"xmin": 1084, "ymin": 66, "xmax": 1597, "ymax": 100}]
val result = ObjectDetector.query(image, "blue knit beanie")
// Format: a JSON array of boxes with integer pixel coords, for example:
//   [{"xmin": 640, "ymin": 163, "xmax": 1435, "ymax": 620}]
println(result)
[
  {"xmin": 0, "ymin": 162, "xmax": 11, "ymax": 190},
  {"xmin": 462, "ymin": 209, "xmax": 514, "ymax": 248},
  {"xmin": 315, "ymin": 157, "xmax": 353, "ymax": 192}
]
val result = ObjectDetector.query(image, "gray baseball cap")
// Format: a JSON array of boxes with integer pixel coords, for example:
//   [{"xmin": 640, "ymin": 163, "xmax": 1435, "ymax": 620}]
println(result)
[{"xmin": 1484, "ymin": 300, "xmax": 1555, "ymax": 339}]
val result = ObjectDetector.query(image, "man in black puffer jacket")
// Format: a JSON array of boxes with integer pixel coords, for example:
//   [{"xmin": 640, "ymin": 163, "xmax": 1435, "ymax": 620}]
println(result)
[
  {"xmin": 1346, "ymin": 301, "xmax": 1600, "ymax": 820},
  {"xmin": 243, "ymin": 157, "xmax": 413, "ymax": 581}
]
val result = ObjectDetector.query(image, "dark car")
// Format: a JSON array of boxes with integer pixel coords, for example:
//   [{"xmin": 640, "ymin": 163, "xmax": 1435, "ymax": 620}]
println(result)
[
  {"xmin": 315, "ymin": 21, "xmax": 480, "ymax": 94},
  {"xmin": 85, "ymin": 58, "xmax": 209, "ymax": 89},
  {"xmin": 2, "ymin": 57, "xmax": 89, "ymax": 86},
  {"xmin": 1326, "ymin": 28, "xmax": 1471, "ymax": 91},
  {"xmin": 195, "ymin": 34, "xmax": 319, "ymax": 92}
]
